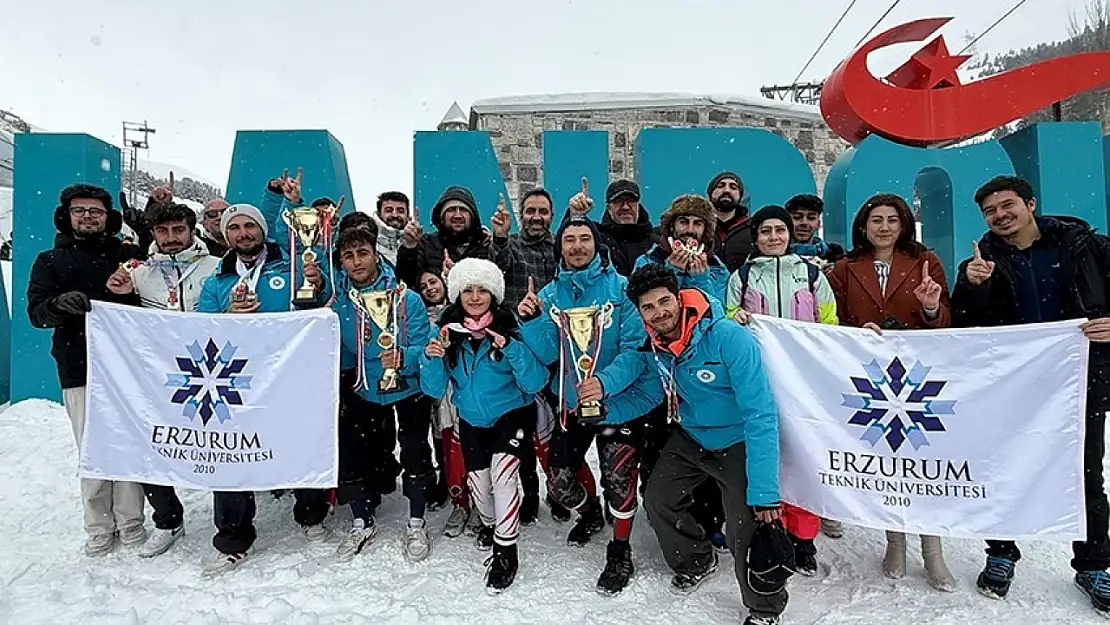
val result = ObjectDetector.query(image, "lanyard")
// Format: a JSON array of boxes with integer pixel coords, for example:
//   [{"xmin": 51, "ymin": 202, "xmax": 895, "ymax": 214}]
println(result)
[
  {"xmin": 649, "ymin": 342, "xmax": 681, "ymax": 423},
  {"xmin": 235, "ymin": 248, "xmax": 268, "ymax": 295},
  {"xmin": 155, "ymin": 258, "xmax": 201, "ymax": 309}
]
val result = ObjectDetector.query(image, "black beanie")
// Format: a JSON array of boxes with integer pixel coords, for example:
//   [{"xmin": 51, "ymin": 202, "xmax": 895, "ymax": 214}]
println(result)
[
  {"xmin": 555, "ymin": 216, "xmax": 605, "ymax": 265},
  {"xmin": 750, "ymin": 205, "xmax": 794, "ymax": 241},
  {"xmin": 706, "ymin": 170, "xmax": 744, "ymax": 198}
]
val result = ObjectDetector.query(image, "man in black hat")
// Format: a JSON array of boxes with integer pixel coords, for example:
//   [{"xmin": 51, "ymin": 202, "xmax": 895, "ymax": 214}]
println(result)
[
  {"xmin": 567, "ymin": 177, "xmax": 659, "ymax": 277},
  {"xmin": 708, "ymin": 171, "xmax": 754, "ymax": 272}
]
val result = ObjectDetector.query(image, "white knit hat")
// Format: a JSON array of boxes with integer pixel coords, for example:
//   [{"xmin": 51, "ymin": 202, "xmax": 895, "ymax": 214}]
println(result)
[
  {"xmin": 220, "ymin": 203, "xmax": 269, "ymax": 240},
  {"xmin": 447, "ymin": 257, "xmax": 505, "ymax": 304}
]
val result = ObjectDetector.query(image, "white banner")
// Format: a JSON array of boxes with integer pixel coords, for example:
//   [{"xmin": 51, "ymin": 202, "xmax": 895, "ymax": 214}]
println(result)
[
  {"xmin": 749, "ymin": 316, "xmax": 1089, "ymax": 541},
  {"xmin": 80, "ymin": 302, "xmax": 340, "ymax": 491}
]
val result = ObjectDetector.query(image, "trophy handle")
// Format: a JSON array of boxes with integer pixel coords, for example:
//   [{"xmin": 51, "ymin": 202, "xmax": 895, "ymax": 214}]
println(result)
[
  {"xmin": 280, "ymin": 209, "xmax": 295, "ymax": 227},
  {"xmin": 600, "ymin": 302, "xmax": 615, "ymax": 328},
  {"xmin": 549, "ymin": 305, "xmax": 562, "ymax": 326}
]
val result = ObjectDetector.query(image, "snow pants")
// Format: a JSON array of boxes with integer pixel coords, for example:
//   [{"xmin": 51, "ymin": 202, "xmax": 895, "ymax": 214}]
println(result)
[
  {"xmin": 458, "ymin": 404, "xmax": 536, "ymax": 547},
  {"xmin": 645, "ymin": 429, "xmax": 787, "ymax": 618},
  {"xmin": 337, "ymin": 370, "xmax": 400, "ymax": 504},
  {"xmin": 535, "ymin": 393, "xmax": 598, "ymax": 501},
  {"xmin": 212, "ymin": 489, "xmax": 329, "ymax": 555},
  {"xmin": 639, "ymin": 403, "xmax": 725, "ymax": 536},
  {"xmin": 63, "ymin": 386, "xmax": 145, "ymax": 538},
  {"xmin": 142, "ymin": 484, "xmax": 184, "ymax": 531},
  {"xmin": 986, "ymin": 374, "xmax": 1110, "ymax": 572},
  {"xmin": 547, "ymin": 416, "xmax": 645, "ymax": 526}
]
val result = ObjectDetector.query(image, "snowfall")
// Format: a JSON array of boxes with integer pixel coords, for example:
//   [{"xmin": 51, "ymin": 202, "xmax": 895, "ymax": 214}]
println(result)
[{"xmin": 0, "ymin": 398, "xmax": 1105, "ymax": 625}]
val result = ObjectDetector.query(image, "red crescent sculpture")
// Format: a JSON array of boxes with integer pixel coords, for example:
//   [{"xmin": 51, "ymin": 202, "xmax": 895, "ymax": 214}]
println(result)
[{"xmin": 820, "ymin": 17, "xmax": 1110, "ymax": 146}]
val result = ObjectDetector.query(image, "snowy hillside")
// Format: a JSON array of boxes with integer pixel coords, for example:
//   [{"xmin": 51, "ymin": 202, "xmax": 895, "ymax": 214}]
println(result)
[{"xmin": 0, "ymin": 401, "xmax": 1106, "ymax": 625}]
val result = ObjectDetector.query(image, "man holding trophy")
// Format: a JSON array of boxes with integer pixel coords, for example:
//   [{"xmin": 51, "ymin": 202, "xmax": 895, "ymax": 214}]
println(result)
[
  {"xmin": 196, "ymin": 203, "xmax": 331, "ymax": 576},
  {"xmin": 518, "ymin": 216, "xmax": 664, "ymax": 596},
  {"xmin": 331, "ymin": 226, "xmax": 435, "ymax": 563}
]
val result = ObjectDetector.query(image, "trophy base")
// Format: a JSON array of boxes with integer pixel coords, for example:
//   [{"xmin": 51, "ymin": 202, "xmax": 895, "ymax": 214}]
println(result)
[
  {"xmin": 578, "ymin": 402, "xmax": 606, "ymax": 425},
  {"xmin": 292, "ymin": 287, "xmax": 318, "ymax": 307},
  {"xmin": 379, "ymin": 375, "xmax": 409, "ymax": 394}
]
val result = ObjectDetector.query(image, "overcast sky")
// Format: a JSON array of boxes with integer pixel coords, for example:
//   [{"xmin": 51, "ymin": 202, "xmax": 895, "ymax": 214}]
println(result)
[{"xmin": 0, "ymin": 0, "xmax": 1092, "ymax": 205}]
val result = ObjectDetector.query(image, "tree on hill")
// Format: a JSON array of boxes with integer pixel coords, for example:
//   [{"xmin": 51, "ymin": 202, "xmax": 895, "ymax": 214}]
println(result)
[{"xmin": 964, "ymin": 0, "xmax": 1110, "ymax": 138}]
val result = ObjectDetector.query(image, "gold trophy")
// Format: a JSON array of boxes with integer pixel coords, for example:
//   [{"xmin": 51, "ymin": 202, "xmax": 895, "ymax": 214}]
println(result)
[
  {"xmin": 551, "ymin": 302, "xmax": 614, "ymax": 424},
  {"xmin": 350, "ymin": 286, "xmax": 408, "ymax": 393},
  {"xmin": 282, "ymin": 203, "xmax": 337, "ymax": 306}
]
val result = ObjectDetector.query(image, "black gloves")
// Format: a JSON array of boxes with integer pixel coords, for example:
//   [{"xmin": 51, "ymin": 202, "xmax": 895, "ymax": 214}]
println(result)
[{"xmin": 53, "ymin": 291, "xmax": 91, "ymax": 315}]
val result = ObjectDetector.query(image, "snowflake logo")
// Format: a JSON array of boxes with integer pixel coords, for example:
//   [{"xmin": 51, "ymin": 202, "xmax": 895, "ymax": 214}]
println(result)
[
  {"xmin": 841, "ymin": 357, "xmax": 956, "ymax": 453},
  {"xmin": 165, "ymin": 339, "xmax": 251, "ymax": 426}
]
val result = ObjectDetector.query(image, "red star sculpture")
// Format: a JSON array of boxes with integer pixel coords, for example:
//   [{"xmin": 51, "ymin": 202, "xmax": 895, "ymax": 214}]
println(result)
[{"xmin": 885, "ymin": 35, "xmax": 971, "ymax": 90}]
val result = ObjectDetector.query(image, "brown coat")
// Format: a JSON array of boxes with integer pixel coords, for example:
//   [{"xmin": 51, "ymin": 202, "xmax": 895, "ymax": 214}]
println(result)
[{"xmin": 827, "ymin": 249, "xmax": 951, "ymax": 329}]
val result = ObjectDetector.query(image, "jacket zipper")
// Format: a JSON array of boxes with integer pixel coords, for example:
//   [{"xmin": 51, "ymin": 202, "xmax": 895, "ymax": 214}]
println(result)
[
  {"xmin": 174, "ymin": 264, "xmax": 184, "ymax": 312},
  {"xmin": 775, "ymin": 257, "xmax": 784, "ymax": 317}
]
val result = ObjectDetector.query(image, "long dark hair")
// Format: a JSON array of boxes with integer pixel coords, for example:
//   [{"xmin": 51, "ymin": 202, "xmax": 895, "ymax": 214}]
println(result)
[
  {"xmin": 848, "ymin": 193, "xmax": 926, "ymax": 259},
  {"xmin": 436, "ymin": 299, "xmax": 521, "ymax": 369}
]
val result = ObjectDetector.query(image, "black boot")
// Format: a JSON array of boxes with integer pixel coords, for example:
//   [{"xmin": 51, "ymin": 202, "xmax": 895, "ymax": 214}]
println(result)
[
  {"xmin": 484, "ymin": 543, "xmax": 519, "ymax": 594},
  {"xmin": 597, "ymin": 540, "xmax": 634, "ymax": 596},
  {"xmin": 567, "ymin": 497, "xmax": 605, "ymax": 546},
  {"xmin": 476, "ymin": 525, "xmax": 495, "ymax": 551},
  {"xmin": 427, "ymin": 473, "xmax": 449, "ymax": 511},
  {"xmin": 547, "ymin": 494, "xmax": 571, "ymax": 523},
  {"xmin": 520, "ymin": 491, "xmax": 540, "ymax": 526},
  {"xmin": 791, "ymin": 535, "xmax": 817, "ymax": 577}
]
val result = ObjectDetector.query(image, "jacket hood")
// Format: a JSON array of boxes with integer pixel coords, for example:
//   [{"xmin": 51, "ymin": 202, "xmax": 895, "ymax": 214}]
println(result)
[
  {"xmin": 53, "ymin": 203, "xmax": 124, "ymax": 238},
  {"xmin": 650, "ymin": 288, "xmax": 722, "ymax": 356},
  {"xmin": 432, "ymin": 186, "xmax": 481, "ymax": 237},
  {"xmin": 555, "ymin": 249, "xmax": 616, "ymax": 293},
  {"xmin": 147, "ymin": 236, "xmax": 211, "ymax": 262},
  {"xmin": 748, "ymin": 253, "xmax": 805, "ymax": 268}
]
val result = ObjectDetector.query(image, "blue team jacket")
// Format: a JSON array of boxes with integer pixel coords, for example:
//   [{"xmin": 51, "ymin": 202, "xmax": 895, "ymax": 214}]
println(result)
[{"xmin": 519, "ymin": 253, "xmax": 662, "ymax": 424}]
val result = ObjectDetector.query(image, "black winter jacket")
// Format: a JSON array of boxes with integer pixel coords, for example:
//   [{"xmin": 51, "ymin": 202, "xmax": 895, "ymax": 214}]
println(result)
[
  {"xmin": 716, "ymin": 213, "xmax": 753, "ymax": 273},
  {"xmin": 27, "ymin": 205, "xmax": 142, "ymax": 389},
  {"xmin": 597, "ymin": 206, "xmax": 659, "ymax": 277},
  {"xmin": 952, "ymin": 215, "xmax": 1110, "ymax": 365}
]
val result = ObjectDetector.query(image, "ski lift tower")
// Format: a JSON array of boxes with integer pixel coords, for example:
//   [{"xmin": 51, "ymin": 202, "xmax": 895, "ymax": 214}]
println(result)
[{"xmin": 122, "ymin": 121, "xmax": 156, "ymax": 208}]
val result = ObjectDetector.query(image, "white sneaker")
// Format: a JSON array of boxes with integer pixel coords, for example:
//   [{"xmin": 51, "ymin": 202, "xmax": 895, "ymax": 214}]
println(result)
[
  {"xmin": 404, "ymin": 518, "xmax": 432, "ymax": 562},
  {"xmin": 336, "ymin": 518, "xmax": 377, "ymax": 562},
  {"xmin": 119, "ymin": 524, "xmax": 148, "ymax": 546},
  {"xmin": 444, "ymin": 506, "xmax": 470, "ymax": 538},
  {"xmin": 139, "ymin": 526, "xmax": 183, "ymax": 558},
  {"xmin": 302, "ymin": 524, "xmax": 330, "ymax": 543},
  {"xmin": 202, "ymin": 550, "xmax": 247, "ymax": 577},
  {"xmin": 84, "ymin": 533, "xmax": 117, "ymax": 557}
]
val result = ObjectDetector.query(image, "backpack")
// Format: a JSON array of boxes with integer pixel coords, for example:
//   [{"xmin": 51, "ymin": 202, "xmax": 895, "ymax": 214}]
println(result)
[{"xmin": 737, "ymin": 259, "xmax": 820, "ymax": 311}]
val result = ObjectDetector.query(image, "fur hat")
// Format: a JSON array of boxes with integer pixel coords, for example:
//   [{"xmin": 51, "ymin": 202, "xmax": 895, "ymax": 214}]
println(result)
[
  {"xmin": 447, "ymin": 257, "xmax": 506, "ymax": 304},
  {"xmin": 660, "ymin": 194, "xmax": 717, "ymax": 247},
  {"xmin": 220, "ymin": 203, "xmax": 269, "ymax": 240}
]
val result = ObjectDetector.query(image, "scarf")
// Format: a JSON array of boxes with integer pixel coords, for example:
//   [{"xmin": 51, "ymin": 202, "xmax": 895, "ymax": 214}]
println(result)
[{"xmin": 447, "ymin": 312, "xmax": 506, "ymax": 348}]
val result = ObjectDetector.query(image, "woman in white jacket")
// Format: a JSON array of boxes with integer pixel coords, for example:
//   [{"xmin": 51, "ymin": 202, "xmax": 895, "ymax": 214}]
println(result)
[{"xmin": 106, "ymin": 202, "xmax": 222, "ymax": 558}]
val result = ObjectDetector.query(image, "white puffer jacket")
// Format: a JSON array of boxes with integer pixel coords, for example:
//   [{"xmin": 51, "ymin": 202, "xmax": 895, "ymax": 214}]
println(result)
[{"xmin": 131, "ymin": 239, "xmax": 222, "ymax": 311}]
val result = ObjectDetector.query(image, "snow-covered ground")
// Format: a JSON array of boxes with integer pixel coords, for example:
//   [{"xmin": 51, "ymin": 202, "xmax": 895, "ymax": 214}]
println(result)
[{"xmin": 0, "ymin": 401, "xmax": 1107, "ymax": 624}]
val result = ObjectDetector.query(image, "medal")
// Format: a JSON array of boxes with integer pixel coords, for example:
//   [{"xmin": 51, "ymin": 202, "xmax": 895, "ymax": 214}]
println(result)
[{"xmin": 377, "ymin": 331, "xmax": 395, "ymax": 350}]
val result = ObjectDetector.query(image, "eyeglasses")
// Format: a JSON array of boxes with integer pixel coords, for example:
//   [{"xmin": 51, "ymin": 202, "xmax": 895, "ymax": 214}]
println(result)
[
  {"xmin": 69, "ymin": 207, "xmax": 106, "ymax": 217},
  {"xmin": 203, "ymin": 210, "xmax": 224, "ymax": 219}
]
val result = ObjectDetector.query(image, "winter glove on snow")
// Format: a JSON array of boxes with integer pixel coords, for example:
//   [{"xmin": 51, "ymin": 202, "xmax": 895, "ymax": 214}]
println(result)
[{"xmin": 52, "ymin": 291, "xmax": 92, "ymax": 315}]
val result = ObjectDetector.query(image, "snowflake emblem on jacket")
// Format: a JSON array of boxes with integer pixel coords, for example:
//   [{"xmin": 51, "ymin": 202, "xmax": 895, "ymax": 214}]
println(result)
[{"xmin": 841, "ymin": 357, "xmax": 955, "ymax": 453}]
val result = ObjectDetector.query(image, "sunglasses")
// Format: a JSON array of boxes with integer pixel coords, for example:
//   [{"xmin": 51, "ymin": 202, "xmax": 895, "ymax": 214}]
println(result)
[{"xmin": 203, "ymin": 210, "xmax": 224, "ymax": 219}]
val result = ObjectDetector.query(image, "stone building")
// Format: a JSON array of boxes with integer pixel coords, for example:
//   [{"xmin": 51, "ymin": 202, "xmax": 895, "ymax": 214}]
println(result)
[{"xmin": 452, "ymin": 92, "xmax": 849, "ymax": 204}]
